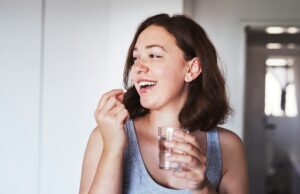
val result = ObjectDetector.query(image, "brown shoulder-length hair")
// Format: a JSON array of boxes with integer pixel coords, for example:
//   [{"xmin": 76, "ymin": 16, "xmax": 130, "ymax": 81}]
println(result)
[{"xmin": 123, "ymin": 13, "xmax": 232, "ymax": 131}]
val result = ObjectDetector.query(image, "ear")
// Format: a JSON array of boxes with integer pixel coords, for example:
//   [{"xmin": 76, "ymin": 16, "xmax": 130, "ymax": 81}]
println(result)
[{"xmin": 184, "ymin": 57, "xmax": 202, "ymax": 82}]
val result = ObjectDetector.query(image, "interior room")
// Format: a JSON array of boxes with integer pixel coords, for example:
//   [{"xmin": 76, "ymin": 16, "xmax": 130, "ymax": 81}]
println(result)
[{"xmin": 1, "ymin": 0, "xmax": 300, "ymax": 193}]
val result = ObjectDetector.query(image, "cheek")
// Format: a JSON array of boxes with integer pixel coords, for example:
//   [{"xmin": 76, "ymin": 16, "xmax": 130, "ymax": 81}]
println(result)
[
  {"xmin": 163, "ymin": 66, "xmax": 186, "ymax": 82},
  {"xmin": 155, "ymin": 61, "xmax": 184, "ymax": 76},
  {"xmin": 129, "ymin": 68, "xmax": 136, "ymax": 83},
  {"xmin": 159, "ymin": 72, "xmax": 186, "ymax": 92}
]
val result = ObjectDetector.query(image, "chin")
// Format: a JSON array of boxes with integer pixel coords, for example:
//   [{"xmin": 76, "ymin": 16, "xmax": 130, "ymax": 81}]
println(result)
[{"xmin": 140, "ymin": 99, "xmax": 158, "ymax": 110}]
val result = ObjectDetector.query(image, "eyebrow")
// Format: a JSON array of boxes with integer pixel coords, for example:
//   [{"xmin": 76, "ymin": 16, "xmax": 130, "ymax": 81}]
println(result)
[{"xmin": 133, "ymin": 44, "xmax": 167, "ymax": 53}]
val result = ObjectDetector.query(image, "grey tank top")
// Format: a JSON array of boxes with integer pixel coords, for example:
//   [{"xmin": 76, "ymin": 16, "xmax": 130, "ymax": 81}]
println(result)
[{"xmin": 123, "ymin": 119, "xmax": 222, "ymax": 194}]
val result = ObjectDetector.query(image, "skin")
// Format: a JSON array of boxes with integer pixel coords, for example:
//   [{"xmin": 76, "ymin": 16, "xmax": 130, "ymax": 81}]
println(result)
[{"xmin": 79, "ymin": 25, "xmax": 248, "ymax": 194}]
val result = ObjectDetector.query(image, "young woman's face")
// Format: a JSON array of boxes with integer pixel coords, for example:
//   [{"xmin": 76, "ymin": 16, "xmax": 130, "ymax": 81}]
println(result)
[{"xmin": 130, "ymin": 25, "xmax": 189, "ymax": 112}]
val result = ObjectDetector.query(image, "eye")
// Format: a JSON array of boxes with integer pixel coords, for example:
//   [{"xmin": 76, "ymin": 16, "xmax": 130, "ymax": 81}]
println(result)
[
  {"xmin": 149, "ymin": 54, "xmax": 162, "ymax": 59},
  {"xmin": 132, "ymin": 55, "xmax": 139, "ymax": 61}
]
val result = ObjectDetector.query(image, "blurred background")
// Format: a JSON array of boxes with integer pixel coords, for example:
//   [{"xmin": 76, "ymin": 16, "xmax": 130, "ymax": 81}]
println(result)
[{"xmin": 0, "ymin": 0, "xmax": 300, "ymax": 194}]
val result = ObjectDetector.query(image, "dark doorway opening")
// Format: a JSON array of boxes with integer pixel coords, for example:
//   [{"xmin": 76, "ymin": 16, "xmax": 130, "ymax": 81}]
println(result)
[{"xmin": 244, "ymin": 25, "xmax": 300, "ymax": 194}]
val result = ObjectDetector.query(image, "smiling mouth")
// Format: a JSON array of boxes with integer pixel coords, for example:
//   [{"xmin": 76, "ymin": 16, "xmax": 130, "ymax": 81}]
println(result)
[{"xmin": 138, "ymin": 81, "xmax": 157, "ymax": 90}]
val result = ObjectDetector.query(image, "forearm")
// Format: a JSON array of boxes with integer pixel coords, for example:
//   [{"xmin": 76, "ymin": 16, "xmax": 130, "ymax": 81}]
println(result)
[{"xmin": 88, "ymin": 150, "xmax": 124, "ymax": 194}]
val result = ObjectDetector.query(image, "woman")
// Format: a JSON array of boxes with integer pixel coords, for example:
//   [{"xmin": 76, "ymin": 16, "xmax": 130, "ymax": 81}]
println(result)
[{"xmin": 79, "ymin": 13, "xmax": 248, "ymax": 194}]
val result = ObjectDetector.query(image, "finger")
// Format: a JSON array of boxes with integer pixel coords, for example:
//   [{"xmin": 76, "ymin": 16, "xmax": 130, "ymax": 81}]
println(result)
[
  {"xmin": 164, "ymin": 141, "xmax": 206, "ymax": 162},
  {"xmin": 168, "ymin": 154, "xmax": 201, "ymax": 168},
  {"xmin": 172, "ymin": 166, "xmax": 207, "ymax": 182},
  {"xmin": 99, "ymin": 96, "xmax": 118, "ymax": 112},
  {"xmin": 115, "ymin": 108, "xmax": 129, "ymax": 124},
  {"xmin": 179, "ymin": 162, "xmax": 206, "ymax": 172},
  {"xmin": 172, "ymin": 131, "xmax": 204, "ymax": 156},
  {"xmin": 97, "ymin": 89, "xmax": 124, "ymax": 110},
  {"xmin": 110, "ymin": 103, "xmax": 126, "ymax": 116},
  {"xmin": 173, "ymin": 130, "xmax": 200, "ymax": 148}
]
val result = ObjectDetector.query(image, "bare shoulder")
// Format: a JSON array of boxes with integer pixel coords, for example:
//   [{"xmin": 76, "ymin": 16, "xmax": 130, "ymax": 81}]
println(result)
[
  {"xmin": 216, "ymin": 127, "xmax": 249, "ymax": 194},
  {"xmin": 217, "ymin": 127, "xmax": 245, "ymax": 154},
  {"xmin": 217, "ymin": 127, "xmax": 246, "ymax": 172},
  {"xmin": 79, "ymin": 127, "xmax": 103, "ymax": 194}
]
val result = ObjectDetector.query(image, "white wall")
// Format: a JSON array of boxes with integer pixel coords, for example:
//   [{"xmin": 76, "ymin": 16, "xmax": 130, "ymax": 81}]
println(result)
[
  {"xmin": 193, "ymin": 0, "xmax": 300, "ymax": 138},
  {"xmin": 39, "ymin": 1, "xmax": 110, "ymax": 193},
  {"xmin": 0, "ymin": 1, "xmax": 183, "ymax": 194},
  {"xmin": 0, "ymin": 1, "xmax": 42, "ymax": 194}
]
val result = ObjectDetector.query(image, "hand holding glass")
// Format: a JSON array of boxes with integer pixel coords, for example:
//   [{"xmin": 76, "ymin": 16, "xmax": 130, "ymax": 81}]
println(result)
[{"xmin": 158, "ymin": 127, "xmax": 189, "ymax": 171}]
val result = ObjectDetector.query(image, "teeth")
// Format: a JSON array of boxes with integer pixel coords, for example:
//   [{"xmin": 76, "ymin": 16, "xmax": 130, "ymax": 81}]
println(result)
[{"xmin": 138, "ymin": 81, "xmax": 157, "ymax": 87}]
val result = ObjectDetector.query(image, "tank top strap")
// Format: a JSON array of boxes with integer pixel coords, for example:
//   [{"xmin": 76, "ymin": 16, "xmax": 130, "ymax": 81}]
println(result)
[
  {"xmin": 125, "ymin": 119, "xmax": 137, "ymax": 147},
  {"xmin": 206, "ymin": 128, "xmax": 222, "ymax": 189},
  {"xmin": 124, "ymin": 119, "xmax": 139, "ymax": 160}
]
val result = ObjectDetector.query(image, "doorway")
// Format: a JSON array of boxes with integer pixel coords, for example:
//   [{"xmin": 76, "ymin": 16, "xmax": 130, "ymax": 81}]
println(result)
[{"xmin": 244, "ymin": 26, "xmax": 300, "ymax": 194}]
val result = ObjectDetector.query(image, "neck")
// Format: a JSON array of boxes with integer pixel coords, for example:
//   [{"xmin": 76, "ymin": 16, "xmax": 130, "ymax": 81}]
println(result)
[{"xmin": 143, "ymin": 108, "xmax": 182, "ymax": 130}]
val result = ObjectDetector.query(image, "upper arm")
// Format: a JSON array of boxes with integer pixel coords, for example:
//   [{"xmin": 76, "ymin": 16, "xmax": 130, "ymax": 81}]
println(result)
[
  {"xmin": 218, "ymin": 128, "xmax": 249, "ymax": 194},
  {"xmin": 79, "ymin": 127, "xmax": 103, "ymax": 194}
]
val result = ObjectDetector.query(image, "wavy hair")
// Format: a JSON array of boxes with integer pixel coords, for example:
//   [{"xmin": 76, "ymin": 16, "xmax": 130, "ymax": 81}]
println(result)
[{"xmin": 123, "ymin": 13, "xmax": 232, "ymax": 131}]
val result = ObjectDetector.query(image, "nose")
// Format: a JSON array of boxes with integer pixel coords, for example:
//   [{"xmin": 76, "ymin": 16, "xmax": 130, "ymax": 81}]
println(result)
[{"xmin": 131, "ymin": 59, "xmax": 149, "ymax": 74}]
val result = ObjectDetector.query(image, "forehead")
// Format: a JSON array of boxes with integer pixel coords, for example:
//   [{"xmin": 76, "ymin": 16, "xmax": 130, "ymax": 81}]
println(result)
[{"xmin": 135, "ymin": 25, "xmax": 177, "ymax": 49}]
